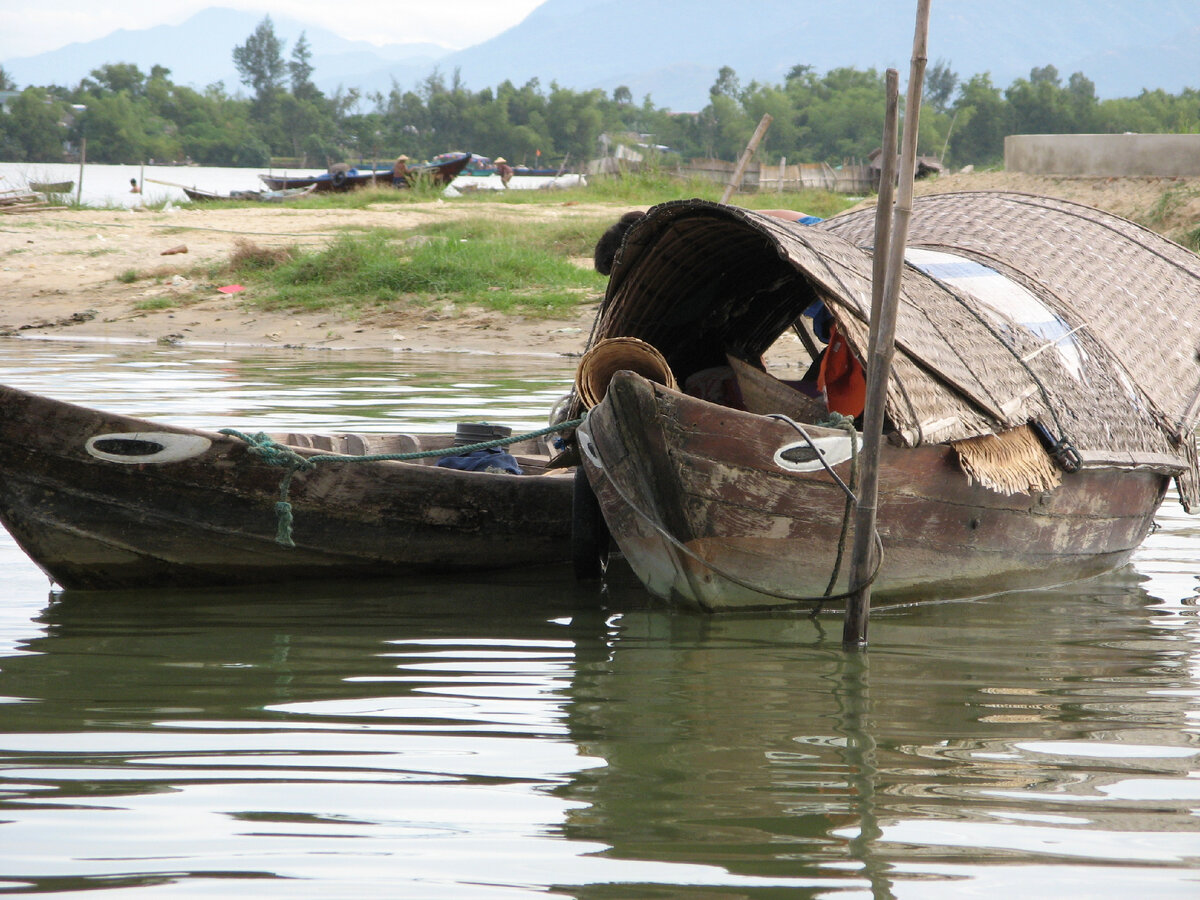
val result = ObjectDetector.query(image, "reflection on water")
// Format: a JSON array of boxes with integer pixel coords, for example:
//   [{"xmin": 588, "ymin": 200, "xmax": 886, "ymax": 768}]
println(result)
[
  {"xmin": 0, "ymin": 340, "xmax": 577, "ymax": 433},
  {"xmin": 0, "ymin": 342, "xmax": 1197, "ymax": 897}
]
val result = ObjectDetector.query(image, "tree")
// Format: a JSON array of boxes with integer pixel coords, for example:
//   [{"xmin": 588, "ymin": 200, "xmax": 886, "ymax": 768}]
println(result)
[
  {"xmin": 83, "ymin": 63, "xmax": 147, "ymax": 97},
  {"xmin": 289, "ymin": 32, "xmax": 321, "ymax": 101},
  {"xmin": 948, "ymin": 73, "xmax": 1010, "ymax": 165},
  {"xmin": 785, "ymin": 64, "xmax": 814, "ymax": 83},
  {"xmin": 925, "ymin": 59, "xmax": 958, "ymax": 114},
  {"xmin": 6, "ymin": 88, "xmax": 66, "ymax": 161},
  {"xmin": 1006, "ymin": 64, "xmax": 1096, "ymax": 135},
  {"xmin": 233, "ymin": 16, "xmax": 287, "ymax": 103},
  {"xmin": 710, "ymin": 66, "xmax": 742, "ymax": 102},
  {"xmin": 0, "ymin": 65, "xmax": 17, "ymax": 91}
]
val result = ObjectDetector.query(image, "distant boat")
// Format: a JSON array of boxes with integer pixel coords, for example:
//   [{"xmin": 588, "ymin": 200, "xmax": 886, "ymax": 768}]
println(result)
[
  {"xmin": 259, "ymin": 152, "xmax": 472, "ymax": 192},
  {"xmin": 182, "ymin": 184, "xmax": 316, "ymax": 203},
  {"xmin": 462, "ymin": 155, "xmax": 565, "ymax": 177},
  {"xmin": 30, "ymin": 180, "xmax": 73, "ymax": 193}
]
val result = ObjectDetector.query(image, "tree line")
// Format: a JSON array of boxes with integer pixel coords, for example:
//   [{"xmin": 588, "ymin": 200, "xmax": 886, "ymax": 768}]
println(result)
[{"xmin": 1, "ymin": 16, "xmax": 1197, "ymax": 171}]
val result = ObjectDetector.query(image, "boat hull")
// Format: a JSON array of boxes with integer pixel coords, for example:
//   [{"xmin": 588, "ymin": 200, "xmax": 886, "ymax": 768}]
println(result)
[
  {"xmin": 578, "ymin": 372, "xmax": 1168, "ymax": 611},
  {"xmin": 0, "ymin": 384, "xmax": 573, "ymax": 591},
  {"xmin": 258, "ymin": 154, "xmax": 472, "ymax": 192}
]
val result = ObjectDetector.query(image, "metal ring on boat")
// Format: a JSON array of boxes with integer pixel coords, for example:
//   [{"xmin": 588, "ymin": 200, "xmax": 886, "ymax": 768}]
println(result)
[
  {"xmin": 85, "ymin": 432, "xmax": 212, "ymax": 465},
  {"xmin": 772, "ymin": 434, "xmax": 855, "ymax": 473}
]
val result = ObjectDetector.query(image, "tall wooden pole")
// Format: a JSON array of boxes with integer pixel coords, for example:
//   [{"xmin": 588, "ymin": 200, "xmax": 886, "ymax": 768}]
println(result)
[
  {"xmin": 843, "ymin": 0, "xmax": 931, "ymax": 648},
  {"xmin": 75, "ymin": 137, "xmax": 86, "ymax": 206},
  {"xmin": 719, "ymin": 113, "xmax": 772, "ymax": 205}
]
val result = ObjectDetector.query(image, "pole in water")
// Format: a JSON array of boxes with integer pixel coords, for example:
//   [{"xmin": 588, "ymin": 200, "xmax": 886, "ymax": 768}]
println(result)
[
  {"xmin": 75, "ymin": 137, "xmax": 86, "ymax": 206},
  {"xmin": 843, "ymin": 0, "xmax": 931, "ymax": 648},
  {"xmin": 843, "ymin": 69, "xmax": 899, "ymax": 648}
]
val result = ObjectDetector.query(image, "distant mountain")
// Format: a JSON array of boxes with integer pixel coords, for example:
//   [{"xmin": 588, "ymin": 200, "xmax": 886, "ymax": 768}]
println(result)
[
  {"xmin": 439, "ymin": 0, "xmax": 1200, "ymax": 110},
  {"xmin": 4, "ymin": 1, "xmax": 1198, "ymax": 111},
  {"xmin": 2, "ymin": 7, "xmax": 448, "ymax": 97}
]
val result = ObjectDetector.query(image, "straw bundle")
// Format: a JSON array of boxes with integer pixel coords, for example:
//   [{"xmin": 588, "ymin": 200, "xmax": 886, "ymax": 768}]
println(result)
[
  {"xmin": 952, "ymin": 425, "xmax": 1062, "ymax": 495},
  {"xmin": 575, "ymin": 337, "xmax": 677, "ymax": 409}
]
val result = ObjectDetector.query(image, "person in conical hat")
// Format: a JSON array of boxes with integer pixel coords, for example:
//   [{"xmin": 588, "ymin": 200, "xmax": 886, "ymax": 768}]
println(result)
[{"xmin": 494, "ymin": 157, "xmax": 514, "ymax": 187}]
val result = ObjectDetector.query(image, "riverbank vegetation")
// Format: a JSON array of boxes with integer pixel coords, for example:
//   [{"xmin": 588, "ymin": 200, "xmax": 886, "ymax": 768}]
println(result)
[
  {"xmin": 115, "ymin": 177, "xmax": 854, "ymax": 319},
  {"xmin": 2, "ymin": 16, "xmax": 1198, "ymax": 173}
]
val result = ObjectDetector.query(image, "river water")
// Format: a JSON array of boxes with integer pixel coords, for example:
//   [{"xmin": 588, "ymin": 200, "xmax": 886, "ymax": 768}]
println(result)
[
  {"xmin": 0, "ymin": 340, "xmax": 1197, "ymax": 898},
  {"xmin": 0, "ymin": 161, "xmax": 581, "ymax": 207}
]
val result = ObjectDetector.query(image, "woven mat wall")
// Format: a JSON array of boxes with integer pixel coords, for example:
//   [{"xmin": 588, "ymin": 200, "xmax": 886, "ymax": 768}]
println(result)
[
  {"xmin": 824, "ymin": 191, "xmax": 1200, "ymax": 438},
  {"xmin": 585, "ymin": 198, "xmax": 1185, "ymax": 464}
]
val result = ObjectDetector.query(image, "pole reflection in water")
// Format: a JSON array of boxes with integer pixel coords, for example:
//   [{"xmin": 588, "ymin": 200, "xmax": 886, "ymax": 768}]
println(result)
[
  {"xmin": 556, "ymin": 567, "xmax": 1199, "ymax": 899},
  {"xmin": 0, "ymin": 342, "xmax": 1196, "ymax": 897}
]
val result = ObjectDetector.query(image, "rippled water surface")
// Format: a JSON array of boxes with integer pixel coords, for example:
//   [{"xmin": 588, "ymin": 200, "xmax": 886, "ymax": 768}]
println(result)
[{"xmin": 0, "ymin": 342, "xmax": 1197, "ymax": 898}]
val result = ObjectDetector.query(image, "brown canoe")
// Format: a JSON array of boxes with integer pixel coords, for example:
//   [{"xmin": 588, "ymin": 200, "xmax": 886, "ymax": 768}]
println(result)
[
  {"xmin": 0, "ymin": 383, "xmax": 574, "ymax": 591},
  {"xmin": 578, "ymin": 370, "xmax": 1167, "ymax": 611}
]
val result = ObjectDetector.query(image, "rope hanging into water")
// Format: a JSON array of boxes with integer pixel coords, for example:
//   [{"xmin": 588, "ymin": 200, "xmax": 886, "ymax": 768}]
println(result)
[{"xmin": 219, "ymin": 417, "xmax": 585, "ymax": 547}]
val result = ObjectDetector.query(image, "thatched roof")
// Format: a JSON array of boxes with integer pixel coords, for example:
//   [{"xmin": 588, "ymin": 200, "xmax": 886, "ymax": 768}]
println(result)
[
  {"xmin": 586, "ymin": 195, "xmax": 1198, "ymax": 477},
  {"xmin": 825, "ymin": 191, "xmax": 1200, "ymax": 441}
]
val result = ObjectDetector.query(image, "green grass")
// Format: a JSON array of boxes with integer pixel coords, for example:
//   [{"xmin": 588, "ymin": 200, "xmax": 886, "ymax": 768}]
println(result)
[
  {"xmin": 211, "ymin": 172, "xmax": 862, "ymax": 317},
  {"xmin": 134, "ymin": 297, "xmax": 178, "ymax": 310},
  {"xmin": 94, "ymin": 171, "xmax": 863, "ymax": 319},
  {"xmin": 444, "ymin": 164, "xmax": 858, "ymax": 220},
  {"xmin": 231, "ymin": 223, "xmax": 607, "ymax": 316},
  {"xmin": 1180, "ymin": 224, "xmax": 1200, "ymax": 253},
  {"xmin": 1140, "ymin": 184, "xmax": 1200, "ymax": 229}
]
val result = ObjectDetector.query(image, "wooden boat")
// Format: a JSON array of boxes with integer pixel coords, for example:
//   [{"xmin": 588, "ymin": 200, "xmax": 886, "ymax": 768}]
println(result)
[
  {"xmin": 570, "ymin": 195, "xmax": 1200, "ymax": 611},
  {"xmin": 462, "ymin": 156, "xmax": 563, "ymax": 177},
  {"xmin": 182, "ymin": 184, "xmax": 316, "ymax": 203},
  {"xmin": 258, "ymin": 152, "xmax": 472, "ymax": 192},
  {"xmin": 0, "ymin": 383, "xmax": 574, "ymax": 591},
  {"xmin": 30, "ymin": 180, "xmax": 73, "ymax": 193}
]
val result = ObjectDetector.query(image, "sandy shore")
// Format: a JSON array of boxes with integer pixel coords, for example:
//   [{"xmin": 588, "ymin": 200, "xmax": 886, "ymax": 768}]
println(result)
[{"xmin": 2, "ymin": 172, "xmax": 1197, "ymax": 357}]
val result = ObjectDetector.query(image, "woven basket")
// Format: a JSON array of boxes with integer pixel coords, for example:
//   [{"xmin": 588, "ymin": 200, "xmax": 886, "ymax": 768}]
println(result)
[{"xmin": 575, "ymin": 337, "xmax": 677, "ymax": 408}]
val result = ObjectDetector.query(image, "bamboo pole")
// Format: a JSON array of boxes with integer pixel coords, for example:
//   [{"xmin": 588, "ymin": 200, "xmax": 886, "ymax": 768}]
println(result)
[
  {"xmin": 144, "ymin": 177, "xmax": 195, "ymax": 190},
  {"xmin": 75, "ymin": 138, "xmax": 86, "ymax": 205},
  {"xmin": 842, "ymin": 71, "xmax": 899, "ymax": 648},
  {"xmin": 843, "ymin": 0, "xmax": 931, "ymax": 648},
  {"xmin": 719, "ymin": 113, "xmax": 772, "ymax": 205}
]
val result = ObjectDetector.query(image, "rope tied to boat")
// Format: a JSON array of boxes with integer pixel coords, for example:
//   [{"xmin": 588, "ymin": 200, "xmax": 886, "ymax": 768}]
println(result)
[
  {"xmin": 584, "ymin": 410, "xmax": 882, "ymax": 613},
  {"xmin": 219, "ymin": 417, "xmax": 586, "ymax": 548}
]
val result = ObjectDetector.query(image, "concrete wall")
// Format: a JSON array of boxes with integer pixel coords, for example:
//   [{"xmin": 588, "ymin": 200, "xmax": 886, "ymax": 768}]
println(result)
[{"xmin": 1005, "ymin": 134, "xmax": 1200, "ymax": 177}]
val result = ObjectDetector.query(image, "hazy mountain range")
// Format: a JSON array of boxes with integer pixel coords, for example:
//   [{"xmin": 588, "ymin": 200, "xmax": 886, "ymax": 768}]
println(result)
[{"xmin": 4, "ymin": 1, "xmax": 1198, "ymax": 112}]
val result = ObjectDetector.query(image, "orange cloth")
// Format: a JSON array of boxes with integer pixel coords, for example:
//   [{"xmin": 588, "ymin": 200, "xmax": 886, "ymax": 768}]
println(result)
[{"xmin": 818, "ymin": 322, "xmax": 866, "ymax": 417}]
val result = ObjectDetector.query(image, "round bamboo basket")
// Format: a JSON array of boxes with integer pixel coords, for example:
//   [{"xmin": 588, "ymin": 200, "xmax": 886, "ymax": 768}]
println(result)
[{"xmin": 575, "ymin": 337, "xmax": 677, "ymax": 409}]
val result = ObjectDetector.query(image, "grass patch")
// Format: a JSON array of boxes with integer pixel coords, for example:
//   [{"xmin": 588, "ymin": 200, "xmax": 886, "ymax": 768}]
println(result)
[
  {"xmin": 116, "ymin": 269, "xmax": 139, "ymax": 283},
  {"xmin": 449, "ymin": 164, "xmax": 859, "ymax": 221},
  {"xmin": 1180, "ymin": 224, "xmax": 1200, "ymax": 253},
  {"xmin": 1139, "ymin": 184, "xmax": 1200, "ymax": 230},
  {"xmin": 134, "ymin": 297, "xmax": 178, "ymax": 311},
  {"xmin": 229, "ymin": 224, "xmax": 607, "ymax": 316}
]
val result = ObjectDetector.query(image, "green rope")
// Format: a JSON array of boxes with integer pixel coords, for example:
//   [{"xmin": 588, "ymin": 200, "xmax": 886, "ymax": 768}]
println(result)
[{"xmin": 219, "ymin": 417, "xmax": 586, "ymax": 547}]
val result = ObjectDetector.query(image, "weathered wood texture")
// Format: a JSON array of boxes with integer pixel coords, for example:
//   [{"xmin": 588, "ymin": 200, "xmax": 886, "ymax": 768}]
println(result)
[
  {"xmin": 0, "ymin": 384, "xmax": 573, "ymax": 590},
  {"xmin": 580, "ymin": 373, "xmax": 1166, "ymax": 611}
]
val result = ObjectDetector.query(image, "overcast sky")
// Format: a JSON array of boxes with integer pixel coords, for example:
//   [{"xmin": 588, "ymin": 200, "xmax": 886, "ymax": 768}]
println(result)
[{"xmin": 0, "ymin": 0, "xmax": 550, "ymax": 60}]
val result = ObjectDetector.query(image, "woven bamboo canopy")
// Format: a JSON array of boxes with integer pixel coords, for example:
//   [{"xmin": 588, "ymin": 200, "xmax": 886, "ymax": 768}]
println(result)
[{"xmin": 581, "ymin": 195, "xmax": 1200, "ymax": 503}]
